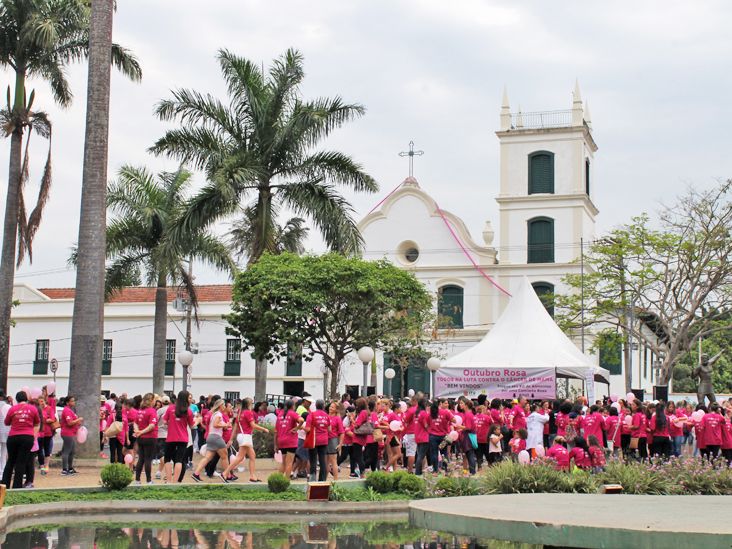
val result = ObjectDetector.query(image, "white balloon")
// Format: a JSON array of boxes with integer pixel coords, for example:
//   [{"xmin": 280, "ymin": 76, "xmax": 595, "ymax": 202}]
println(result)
[{"xmin": 199, "ymin": 444, "xmax": 208, "ymax": 456}]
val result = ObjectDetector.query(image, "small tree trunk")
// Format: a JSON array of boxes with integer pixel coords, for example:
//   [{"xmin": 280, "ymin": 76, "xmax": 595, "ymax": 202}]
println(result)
[
  {"xmin": 328, "ymin": 353, "xmax": 344, "ymax": 399},
  {"xmin": 0, "ymin": 71, "xmax": 27, "ymax": 392},
  {"xmin": 68, "ymin": 0, "xmax": 113, "ymax": 458},
  {"xmin": 151, "ymin": 275, "xmax": 167, "ymax": 395},
  {"xmin": 254, "ymin": 357, "xmax": 267, "ymax": 402}
]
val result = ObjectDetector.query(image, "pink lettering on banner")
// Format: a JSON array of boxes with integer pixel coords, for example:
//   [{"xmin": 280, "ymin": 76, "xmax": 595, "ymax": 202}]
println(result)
[{"xmin": 435, "ymin": 367, "xmax": 556, "ymax": 399}]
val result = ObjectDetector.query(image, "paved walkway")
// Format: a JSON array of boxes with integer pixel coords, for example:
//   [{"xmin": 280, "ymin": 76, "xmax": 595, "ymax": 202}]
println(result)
[{"xmin": 410, "ymin": 493, "xmax": 732, "ymax": 549}]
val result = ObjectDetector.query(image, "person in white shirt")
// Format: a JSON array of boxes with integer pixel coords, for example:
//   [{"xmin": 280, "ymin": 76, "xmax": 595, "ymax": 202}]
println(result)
[
  {"xmin": 526, "ymin": 403, "xmax": 550, "ymax": 453},
  {"xmin": 0, "ymin": 391, "xmax": 11, "ymax": 473}
]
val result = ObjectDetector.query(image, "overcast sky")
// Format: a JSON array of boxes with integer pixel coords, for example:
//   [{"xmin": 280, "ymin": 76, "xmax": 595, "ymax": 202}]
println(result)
[{"xmin": 3, "ymin": 0, "xmax": 732, "ymax": 288}]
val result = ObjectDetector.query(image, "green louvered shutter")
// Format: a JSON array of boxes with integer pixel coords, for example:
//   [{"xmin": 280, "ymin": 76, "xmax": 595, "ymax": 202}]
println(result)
[
  {"xmin": 529, "ymin": 152, "xmax": 554, "ymax": 194},
  {"xmin": 528, "ymin": 218, "xmax": 554, "ymax": 263}
]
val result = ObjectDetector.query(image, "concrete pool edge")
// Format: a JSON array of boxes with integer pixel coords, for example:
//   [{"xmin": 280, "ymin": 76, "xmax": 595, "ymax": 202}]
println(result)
[
  {"xmin": 0, "ymin": 499, "xmax": 410, "ymax": 534},
  {"xmin": 409, "ymin": 494, "xmax": 732, "ymax": 549}
]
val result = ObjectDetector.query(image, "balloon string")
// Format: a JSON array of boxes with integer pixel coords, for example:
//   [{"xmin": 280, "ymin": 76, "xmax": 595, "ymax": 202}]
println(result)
[{"xmin": 436, "ymin": 206, "xmax": 512, "ymax": 298}]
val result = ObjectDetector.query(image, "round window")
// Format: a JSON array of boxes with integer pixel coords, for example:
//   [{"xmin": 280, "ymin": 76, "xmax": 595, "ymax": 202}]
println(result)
[{"xmin": 405, "ymin": 247, "xmax": 419, "ymax": 263}]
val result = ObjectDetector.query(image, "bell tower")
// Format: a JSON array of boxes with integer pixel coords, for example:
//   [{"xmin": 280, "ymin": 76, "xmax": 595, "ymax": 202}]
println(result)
[{"xmin": 495, "ymin": 82, "xmax": 598, "ymax": 271}]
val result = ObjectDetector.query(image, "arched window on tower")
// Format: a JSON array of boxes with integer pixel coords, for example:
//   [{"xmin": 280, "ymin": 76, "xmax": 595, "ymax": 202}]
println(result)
[
  {"xmin": 532, "ymin": 282, "xmax": 555, "ymax": 318},
  {"xmin": 585, "ymin": 158, "xmax": 591, "ymax": 196},
  {"xmin": 528, "ymin": 151, "xmax": 554, "ymax": 194},
  {"xmin": 438, "ymin": 285, "xmax": 464, "ymax": 329},
  {"xmin": 527, "ymin": 217, "xmax": 554, "ymax": 263}
]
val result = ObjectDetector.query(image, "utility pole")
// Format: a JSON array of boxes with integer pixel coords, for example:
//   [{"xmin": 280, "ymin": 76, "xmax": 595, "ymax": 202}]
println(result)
[
  {"xmin": 580, "ymin": 237, "xmax": 585, "ymax": 353},
  {"xmin": 183, "ymin": 258, "xmax": 193, "ymax": 392}
]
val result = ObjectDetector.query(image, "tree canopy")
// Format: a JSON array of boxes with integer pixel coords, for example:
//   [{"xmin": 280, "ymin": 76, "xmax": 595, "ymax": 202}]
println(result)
[{"xmin": 226, "ymin": 252, "xmax": 433, "ymax": 397}]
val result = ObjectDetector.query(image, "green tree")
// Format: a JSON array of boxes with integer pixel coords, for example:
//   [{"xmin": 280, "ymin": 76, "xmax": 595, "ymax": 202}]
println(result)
[
  {"xmin": 556, "ymin": 181, "xmax": 732, "ymax": 389},
  {"xmin": 151, "ymin": 48, "xmax": 377, "ymax": 399},
  {"xmin": 102, "ymin": 165, "xmax": 235, "ymax": 394},
  {"xmin": 68, "ymin": 0, "xmax": 140, "ymax": 457},
  {"xmin": 228, "ymin": 205, "xmax": 308, "ymax": 264},
  {"xmin": 672, "ymin": 315, "xmax": 732, "ymax": 394},
  {"xmin": 226, "ymin": 253, "xmax": 433, "ymax": 398},
  {"xmin": 0, "ymin": 0, "xmax": 141, "ymax": 392}
]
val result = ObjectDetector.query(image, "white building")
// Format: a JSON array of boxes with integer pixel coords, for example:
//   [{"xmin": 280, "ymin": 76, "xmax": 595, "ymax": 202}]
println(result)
[{"xmin": 9, "ymin": 84, "xmax": 644, "ymax": 400}]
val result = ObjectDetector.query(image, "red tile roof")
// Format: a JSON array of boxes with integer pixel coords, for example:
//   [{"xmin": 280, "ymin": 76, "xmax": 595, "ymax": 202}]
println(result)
[{"xmin": 38, "ymin": 285, "xmax": 233, "ymax": 303}]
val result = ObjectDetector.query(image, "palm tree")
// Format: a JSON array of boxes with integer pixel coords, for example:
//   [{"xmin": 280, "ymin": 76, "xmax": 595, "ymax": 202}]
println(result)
[
  {"xmin": 68, "ymin": 0, "xmax": 138, "ymax": 458},
  {"xmin": 0, "ymin": 0, "xmax": 141, "ymax": 391},
  {"xmin": 150, "ymin": 48, "xmax": 377, "ymax": 400},
  {"xmin": 104, "ymin": 165, "xmax": 235, "ymax": 394},
  {"xmin": 228, "ymin": 204, "xmax": 309, "ymax": 263}
]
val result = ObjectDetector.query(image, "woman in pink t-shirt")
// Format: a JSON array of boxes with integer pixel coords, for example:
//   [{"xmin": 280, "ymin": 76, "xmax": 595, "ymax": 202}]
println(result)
[
  {"xmin": 569, "ymin": 437, "xmax": 591, "ymax": 470},
  {"xmin": 304, "ymin": 399, "xmax": 331, "ymax": 482},
  {"xmin": 1, "ymin": 391, "xmax": 40, "ymax": 488},
  {"xmin": 700, "ymin": 403, "xmax": 724, "ymax": 460},
  {"xmin": 161, "ymin": 390, "xmax": 195, "ymax": 483},
  {"xmin": 546, "ymin": 436, "xmax": 570, "ymax": 470},
  {"xmin": 427, "ymin": 399, "xmax": 453, "ymax": 473},
  {"xmin": 648, "ymin": 402, "xmax": 671, "ymax": 458},
  {"xmin": 133, "ymin": 393, "xmax": 159, "ymax": 484},
  {"xmin": 629, "ymin": 400, "xmax": 648, "ymax": 461},
  {"xmin": 193, "ymin": 399, "xmax": 231, "ymax": 482},
  {"xmin": 37, "ymin": 396, "xmax": 55, "ymax": 475},
  {"xmin": 275, "ymin": 399, "xmax": 303, "ymax": 478},
  {"xmin": 380, "ymin": 401, "xmax": 403, "ymax": 472},
  {"xmin": 223, "ymin": 397, "xmax": 270, "ymax": 482},
  {"xmin": 327, "ymin": 401, "xmax": 345, "ymax": 480},
  {"xmin": 413, "ymin": 399, "xmax": 430, "ymax": 475},
  {"xmin": 60, "ymin": 395, "xmax": 83, "ymax": 476}
]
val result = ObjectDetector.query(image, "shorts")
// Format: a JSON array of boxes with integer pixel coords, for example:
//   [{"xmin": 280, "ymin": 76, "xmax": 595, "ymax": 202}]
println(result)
[
  {"xmin": 326, "ymin": 438, "xmax": 339, "ymax": 455},
  {"xmin": 279, "ymin": 447, "xmax": 296, "ymax": 454},
  {"xmin": 296, "ymin": 438, "xmax": 309, "ymax": 461},
  {"xmin": 205, "ymin": 434, "xmax": 226, "ymax": 452},
  {"xmin": 402, "ymin": 434, "xmax": 417, "ymax": 458},
  {"xmin": 237, "ymin": 433, "xmax": 253, "ymax": 448},
  {"xmin": 126, "ymin": 426, "xmax": 136, "ymax": 450},
  {"xmin": 164, "ymin": 441, "xmax": 188, "ymax": 464},
  {"xmin": 389, "ymin": 436, "xmax": 400, "ymax": 448}
]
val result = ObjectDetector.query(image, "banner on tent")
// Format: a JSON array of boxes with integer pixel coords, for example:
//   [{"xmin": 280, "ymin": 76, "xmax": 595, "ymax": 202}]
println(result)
[{"xmin": 435, "ymin": 367, "xmax": 556, "ymax": 399}]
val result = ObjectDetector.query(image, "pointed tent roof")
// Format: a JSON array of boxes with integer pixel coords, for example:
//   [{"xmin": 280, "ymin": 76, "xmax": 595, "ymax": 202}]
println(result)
[{"xmin": 442, "ymin": 277, "xmax": 610, "ymax": 383}]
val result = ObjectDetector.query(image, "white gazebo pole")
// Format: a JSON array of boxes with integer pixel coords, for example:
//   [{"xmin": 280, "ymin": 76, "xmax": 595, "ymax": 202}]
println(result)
[
  {"xmin": 427, "ymin": 357, "xmax": 441, "ymax": 398},
  {"xmin": 357, "ymin": 346, "xmax": 375, "ymax": 397}
]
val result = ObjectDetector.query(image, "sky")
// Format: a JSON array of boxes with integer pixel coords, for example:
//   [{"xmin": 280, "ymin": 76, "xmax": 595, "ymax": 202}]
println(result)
[{"xmin": 3, "ymin": 0, "xmax": 732, "ymax": 288}]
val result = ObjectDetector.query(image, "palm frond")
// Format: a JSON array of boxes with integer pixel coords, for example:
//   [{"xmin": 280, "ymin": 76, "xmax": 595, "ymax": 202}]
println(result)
[
  {"xmin": 111, "ymin": 43, "xmax": 142, "ymax": 81},
  {"xmin": 281, "ymin": 150, "xmax": 378, "ymax": 193},
  {"xmin": 24, "ymin": 132, "xmax": 53, "ymax": 262}
]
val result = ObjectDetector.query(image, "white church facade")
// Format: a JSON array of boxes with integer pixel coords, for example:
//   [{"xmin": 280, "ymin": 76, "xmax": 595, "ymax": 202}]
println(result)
[{"xmin": 8, "ymin": 85, "xmax": 659, "ymax": 400}]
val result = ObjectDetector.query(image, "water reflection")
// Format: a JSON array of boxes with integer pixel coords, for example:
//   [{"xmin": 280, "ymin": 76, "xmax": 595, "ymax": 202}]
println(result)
[{"xmin": 0, "ymin": 521, "xmax": 540, "ymax": 549}]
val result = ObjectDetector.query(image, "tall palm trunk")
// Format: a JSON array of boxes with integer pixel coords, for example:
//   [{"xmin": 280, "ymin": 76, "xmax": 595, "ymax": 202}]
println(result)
[
  {"xmin": 152, "ymin": 274, "xmax": 167, "ymax": 395},
  {"xmin": 0, "ymin": 73, "xmax": 27, "ymax": 392},
  {"xmin": 68, "ymin": 0, "xmax": 114, "ymax": 457},
  {"xmin": 251, "ymin": 186, "xmax": 272, "ymax": 402}
]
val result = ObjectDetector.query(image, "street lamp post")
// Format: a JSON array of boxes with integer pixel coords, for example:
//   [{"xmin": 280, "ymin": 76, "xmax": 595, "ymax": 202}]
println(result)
[
  {"xmin": 178, "ymin": 350, "xmax": 194, "ymax": 393},
  {"xmin": 427, "ymin": 357, "xmax": 441, "ymax": 398},
  {"xmin": 384, "ymin": 367, "xmax": 395, "ymax": 397},
  {"xmin": 357, "ymin": 346, "xmax": 375, "ymax": 397}
]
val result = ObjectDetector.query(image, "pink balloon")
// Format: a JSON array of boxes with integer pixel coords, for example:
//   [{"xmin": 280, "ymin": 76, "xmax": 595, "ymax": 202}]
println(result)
[
  {"xmin": 274, "ymin": 450, "xmax": 283, "ymax": 463},
  {"xmin": 626, "ymin": 392, "xmax": 635, "ymax": 403},
  {"xmin": 624, "ymin": 415, "xmax": 633, "ymax": 426},
  {"xmin": 611, "ymin": 402, "xmax": 621, "ymax": 411},
  {"xmin": 453, "ymin": 415, "xmax": 463, "ymax": 426},
  {"xmin": 389, "ymin": 420, "xmax": 403, "ymax": 432},
  {"xmin": 76, "ymin": 426, "xmax": 88, "ymax": 444},
  {"xmin": 610, "ymin": 394, "xmax": 619, "ymax": 403},
  {"xmin": 691, "ymin": 410, "xmax": 705, "ymax": 422},
  {"xmin": 21, "ymin": 386, "xmax": 30, "ymax": 396},
  {"xmin": 46, "ymin": 382, "xmax": 56, "ymax": 395},
  {"xmin": 447, "ymin": 430, "xmax": 459, "ymax": 442},
  {"xmin": 535, "ymin": 445, "xmax": 546, "ymax": 457},
  {"xmin": 29, "ymin": 387, "xmax": 42, "ymax": 400},
  {"xmin": 518, "ymin": 450, "xmax": 530, "ymax": 464},
  {"xmin": 399, "ymin": 402, "xmax": 408, "ymax": 413},
  {"xmin": 124, "ymin": 453, "xmax": 133, "ymax": 464}
]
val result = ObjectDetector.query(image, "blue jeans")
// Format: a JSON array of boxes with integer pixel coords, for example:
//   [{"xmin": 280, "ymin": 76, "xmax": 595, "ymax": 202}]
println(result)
[
  {"xmin": 672, "ymin": 436, "xmax": 684, "ymax": 457},
  {"xmin": 429, "ymin": 434, "xmax": 446, "ymax": 472}
]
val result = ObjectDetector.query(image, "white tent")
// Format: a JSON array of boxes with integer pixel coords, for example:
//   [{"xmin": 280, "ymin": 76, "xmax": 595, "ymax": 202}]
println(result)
[{"xmin": 440, "ymin": 277, "xmax": 609, "ymax": 387}]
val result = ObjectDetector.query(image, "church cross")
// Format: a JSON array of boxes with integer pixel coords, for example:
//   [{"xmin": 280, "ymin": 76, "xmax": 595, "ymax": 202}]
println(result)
[{"xmin": 398, "ymin": 140, "xmax": 424, "ymax": 177}]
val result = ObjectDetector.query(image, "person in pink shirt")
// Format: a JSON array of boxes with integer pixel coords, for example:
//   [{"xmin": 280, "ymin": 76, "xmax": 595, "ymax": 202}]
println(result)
[
  {"xmin": 351, "ymin": 398, "xmax": 371, "ymax": 477},
  {"xmin": 456, "ymin": 398, "xmax": 477, "ymax": 475},
  {"xmin": 603, "ymin": 407, "xmax": 622, "ymax": 457},
  {"xmin": 629, "ymin": 400, "xmax": 648, "ymax": 460},
  {"xmin": 648, "ymin": 402, "xmax": 671, "ymax": 458},
  {"xmin": 193, "ymin": 399, "xmax": 231, "ymax": 482},
  {"xmin": 133, "ymin": 393, "xmax": 159, "ymax": 484},
  {"xmin": 721, "ymin": 409, "xmax": 732, "ymax": 466},
  {"xmin": 427, "ymin": 398, "xmax": 453, "ymax": 473},
  {"xmin": 666, "ymin": 401, "xmax": 685, "ymax": 457},
  {"xmin": 224, "ymin": 397, "xmax": 269, "ymax": 482},
  {"xmin": 580, "ymin": 405, "xmax": 605, "ymax": 444},
  {"xmin": 304, "ymin": 399, "xmax": 331, "ymax": 482},
  {"xmin": 700, "ymin": 403, "xmax": 724, "ymax": 460},
  {"xmin": 414, "ymin": 399, "xmax": 430, "ymax": 475},
  {"xmin": 587, "ymin": 435, "xmax": 606, "ymax": 472},
  {"xmin": 108, "ymin": 403, "xmax": 129, "ymax": 465},
  {"xmin": 326, "ymin": 401, "xmax": 345, "ymax": 480},
  {"xmin": 474, "ymin": 405, "xmax": 491, "ymax": 469},
  {"xmin": 380, "ymin": 401, "xmax": 403, "ymax": 472},
  {"xmin": 511, "ymin": 397, "xmax": 528, "ymax": 432},
  {"xmin": 555, "ymin": 402, "xmax": 572, "ymax": 440},
  {"xmin": 1, "ymin": 391, "xmax": 40, "ymax": 488},
  {"xmin": 569, "ymin": 436, "xmax": 591, "ymax": 469},
  {"xmin": 60, "ymin": 395, "xmax": 83, "ymax": 476},
  {"xmin": 161, "ymin": 390, "xmax": 195, "ymax": 483},
  {"xmin": 37, "ymin": 396, "xmax": 55, "ymax": 475},
  {"xmin": 509, "ymin": 429, "xmax": 527, "ymax": 456},
  {"xmin": 274, "ymin": 399, "xmax": 303, "ymax": 479},
  {"xmin": 546, "ymin": 436, "xmax": 570, "ymax": 470},
  {"xmin": 401, "ymin": 396, "xmax": 418, "ymax": 473}
]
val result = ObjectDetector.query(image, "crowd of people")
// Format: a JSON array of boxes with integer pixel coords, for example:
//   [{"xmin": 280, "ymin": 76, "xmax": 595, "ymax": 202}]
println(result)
[{"xmin": 0, "ymin": 384, "xmax": 731, "ymax": 489}]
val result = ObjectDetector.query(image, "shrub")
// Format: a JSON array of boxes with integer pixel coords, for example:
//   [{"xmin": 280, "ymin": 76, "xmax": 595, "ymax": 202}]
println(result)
[
  {"xmin": 100, "ymin": 463, "xmax": 133, "ymax": 490},
  {"xmin": 253, "ymin": 427, "xmax": 275, "ymax": 458},
  {"xmin": 267, "ymin": 472, "xmax": 291, "ymax": 493},
  {"xmin": 431, "ymin": 475, "xmax": 479, "ymax": 497},
  {"xmin": 396, "ymin": 474, "xmax": 426, "ymax": 497},
  {"xmin": 390, "ymin": 469, "xmax": 411, "ymax": 487},
  {"xmin": 481, "ymin": 460, "xmax": 565, "ymax": 494},
  {"xmin": 598, "ymin": 461, "xmax": 670, "ymax": 495},
  {"xmin": 365, "ymin": 471, "xmax": 393, "ymax": 493}
]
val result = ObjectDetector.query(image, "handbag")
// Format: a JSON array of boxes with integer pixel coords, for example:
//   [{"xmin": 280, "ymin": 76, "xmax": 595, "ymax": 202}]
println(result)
[
  {"xmin": 372, "ymin": 427, "xmax": 384, "ymax": 444},
  {"xmin": 104, "ymin": 420, "xmax": 123, "ymax": 438},
  {"xmin": 50, "ymin": 419, "xmax": 61, "ymax": 431},
  {"xmin": 304, "ymin": 426, "xmax": 316, "ymax": 449},
  {"xmin": 468, "ymin": 432, "xmax": 479, "ymax": 450},
  {"xmin": 354, "ymin": 420, "xmax": 374, "ymax": 435},
  {"xmin": 629, "ymin": 437, "xmax": 639, "ymax": 450}
]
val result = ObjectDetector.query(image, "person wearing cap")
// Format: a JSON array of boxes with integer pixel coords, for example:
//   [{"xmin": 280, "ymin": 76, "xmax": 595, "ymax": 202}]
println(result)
[
  {"xmin": 155, "ymin": 395, "xmax": 171, "ymax": 479},
  {"xmin": 297, "ymin": 393, "xmax": 312, "ymax": 416}
]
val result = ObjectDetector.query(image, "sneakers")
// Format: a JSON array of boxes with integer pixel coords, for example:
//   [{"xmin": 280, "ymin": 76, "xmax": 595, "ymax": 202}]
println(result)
[
  {"xmin": 68, "ymin": 469, "xmax": 78, "ymax": 475},
  {"xmin": 40, "ymin": 466, "xmax": 47, "ymax": 476},
  {"xmin": 61, "ymin": 469, "xmax": 69, "ymax": 476},
  {"xmin": 23, "ymin": 482, "xmax": 33, "ymax": 488},
  {"xmin": 229, "ymin": 474, "xmax": 239, "ymax": 481},
  {"xmin": 134, "ymin": 480, "xmax": 141, "ymax": 486},
  {"xmin": 222, "ymin": 475, "xmax": 236, "ymax": 483},
  {"xmin": 191, "ymin": 473, "xmax": 202, "ymax": 483},
  {"xmin": 147, "ymin": 481, "xmax": 154, "ymax": 485},
  {"xmin": 152, "ymin": 459, "xmax": 159, "ymax": 465}
]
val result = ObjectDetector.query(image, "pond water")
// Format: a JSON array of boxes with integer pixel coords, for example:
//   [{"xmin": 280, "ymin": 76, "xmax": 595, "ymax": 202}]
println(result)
[{"xmin": 2, "ymin": 520, "xmax": 541, "ymax": 548}]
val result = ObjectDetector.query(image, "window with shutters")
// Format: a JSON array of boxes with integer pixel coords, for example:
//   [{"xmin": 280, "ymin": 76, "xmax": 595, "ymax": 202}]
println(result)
[
  {"xmin": 165, "ymin": 339, "xmax": 176, "ymax": 376},
  {"xmin": 527, "ymin": 217, "xmax": 554, "ymax": 263},
  {"xmin": 585, "ymin": 158, "xmax": 591, "ymax": 196},
  {"xmin": 438, "ymin": 285, "xmax": 464, "ymax": 329},
  {"xmin": 528, "ymin": 151, "xmax": 554, "ymax": 194},
  {"xmin": 224, "ymin": 339, "xmax": 241, "ymax": 376},
  {"xmin": 286, "ymin": 342, "xmax": 303, "ymax": 376},
  {"xmin": 33, "ymin": 339, "xmax": 49, "ymax": 375},
  {"xmin": 102, "ymin": 339, "xmax": 113, "ymax": 375},
  {"xmin": 531, "ymin": 282, "xmax": 555, "ymax": 318}
]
